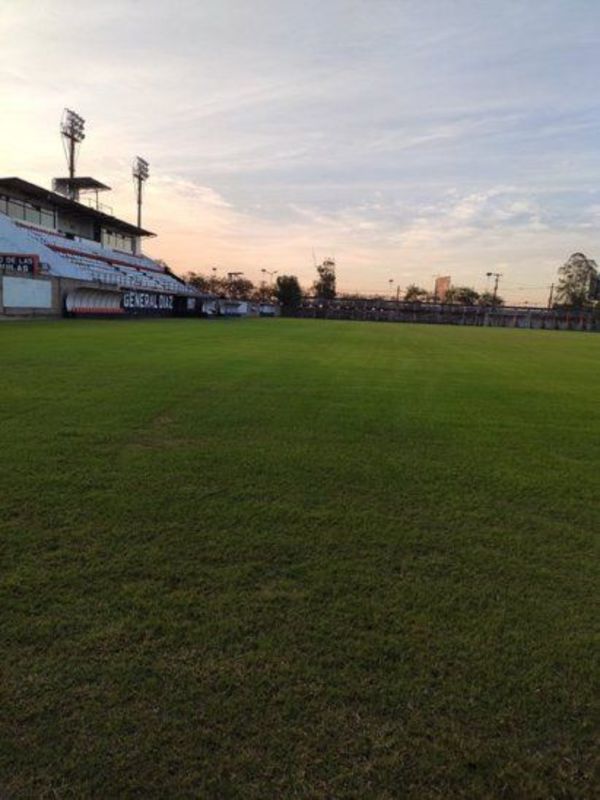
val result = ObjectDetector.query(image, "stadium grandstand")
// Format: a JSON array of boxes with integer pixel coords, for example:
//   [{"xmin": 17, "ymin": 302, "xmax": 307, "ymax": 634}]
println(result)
[{"xmin": 0, "ymin": 110, "xmax": 203, "ymax": 319}]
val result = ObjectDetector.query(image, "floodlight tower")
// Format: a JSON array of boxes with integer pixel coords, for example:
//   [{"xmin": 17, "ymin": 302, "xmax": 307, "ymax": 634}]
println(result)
[
  {"xmin": 132, "ymin": 156, "xmax": 150, "ymax": 228},
  {"xmin": 60, "ymin": 109, "xmax": 85, "ymax": 199}
]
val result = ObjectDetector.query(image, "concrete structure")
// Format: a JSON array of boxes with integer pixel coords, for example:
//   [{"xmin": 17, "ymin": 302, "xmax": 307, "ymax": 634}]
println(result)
[
  {"xmin": 202, "ymin": 298, "xmax": 280, "ymax": 317},
  {"xmin": 0, "ymin": 177, "xmax": 203, "ymax": 318}
]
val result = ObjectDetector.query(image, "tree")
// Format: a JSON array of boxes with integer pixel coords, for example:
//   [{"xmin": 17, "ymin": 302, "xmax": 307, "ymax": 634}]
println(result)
[
  {"xmin": 445, "ymin": 286, "xmax": 480, "ymax": 305},
  {"xmin": 185, "ymin": 272, "xmax": 212, "ymax": 293},
  {"xmin": 478, "ymin": 291, "xmax": 505, "ymax": 307},
  {"xmin": 225, "ymin": 276, "xmax": 255, "ymax": 300},
  {"xmin": 313, "ymin": 258, "xmax": 336, "ymax": 300},
  {"xmin": 275, "ymin": 275, "xmax": 303, "ymax": 312},
  {"xmin": 183, "ymin": 272, "xmax": 255, "ymax": 298},
  {"xmin": 251, "ymin": 282, "xmax": 276, "ymax": 303},
  {"xmin": 555, "ymin": 252, "xmax": 598, "ymax": 307},
  {"xmin": 404, "ymin": 284, "xmax": 429, "ymax": 302},
  {"xmin": 184, "ymin": 271, "xmax": 224, "ymax": 294}
]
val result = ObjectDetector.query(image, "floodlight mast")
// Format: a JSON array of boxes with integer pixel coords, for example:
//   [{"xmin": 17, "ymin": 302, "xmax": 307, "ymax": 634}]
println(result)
[
  {"xmin": 132, "ymin": 156, "xmax": 149, "ymax": 229},
  {"xmin": 60, "ymin": 108, "xmax": 86, "ymax": 200}
]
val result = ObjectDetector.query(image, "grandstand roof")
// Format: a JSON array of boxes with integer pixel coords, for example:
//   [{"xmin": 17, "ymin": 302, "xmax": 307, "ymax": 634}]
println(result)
[
  {"xmin": 0, "ymin": 177, "xmax": 155, "ymax": 238},
  {"xmin": 53, "ymin": 177, "xmax": 111, "ymax": 193}
]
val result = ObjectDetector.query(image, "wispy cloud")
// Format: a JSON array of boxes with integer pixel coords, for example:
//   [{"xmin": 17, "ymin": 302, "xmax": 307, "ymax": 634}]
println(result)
[{"xmin": 2, "ymin": 0, "xmax": 600, "ymax": 302}]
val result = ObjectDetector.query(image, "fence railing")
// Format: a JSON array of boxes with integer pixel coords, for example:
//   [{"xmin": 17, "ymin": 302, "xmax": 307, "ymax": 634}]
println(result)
[{"xmin": 291, "ymin": 301, "xmax": 599, "ymax": 331}]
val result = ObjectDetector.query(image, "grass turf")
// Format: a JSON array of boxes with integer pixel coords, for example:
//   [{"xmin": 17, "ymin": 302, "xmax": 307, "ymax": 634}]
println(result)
[{"xmin": 0, "ymin": 318, "xmax": 599, "ymax": 799}]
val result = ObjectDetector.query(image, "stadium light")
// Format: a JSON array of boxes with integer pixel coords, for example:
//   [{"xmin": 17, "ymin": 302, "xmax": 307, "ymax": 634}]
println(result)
[
  {"xmin": 133, "ymin": 157, "xmax": 150, "ymax": 182},
  {"xmin": 60, "ymin": 108, "xmax": 86, "ymax": 197},
  {"xmin": 132, "ymin": 156, "xmax": 150, "ymax": 228},
  {"xmin": 61, "ymin": 108, "xmax": 86, "ymax": 144}
]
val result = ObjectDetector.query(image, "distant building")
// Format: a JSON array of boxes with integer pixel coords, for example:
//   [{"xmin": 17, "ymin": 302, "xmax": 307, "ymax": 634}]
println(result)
[
  {"xmin": 202, "ymin": 298, "xmax": 280, "ymax": 317},
  {"xmin": 434, "ymin": 275, "xmax": 451, "ymax": 302}
]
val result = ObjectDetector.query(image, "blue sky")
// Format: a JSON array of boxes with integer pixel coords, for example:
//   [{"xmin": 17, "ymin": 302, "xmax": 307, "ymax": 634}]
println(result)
[{"xmin": 2, "ymin": 0, "xmax": 600, "ymax": 301}]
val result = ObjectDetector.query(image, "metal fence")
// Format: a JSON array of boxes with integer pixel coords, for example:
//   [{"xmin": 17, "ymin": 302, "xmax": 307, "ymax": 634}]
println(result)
[{"xmin": 291, "ymin": 299, "xmax": 600, "ymax": 332}]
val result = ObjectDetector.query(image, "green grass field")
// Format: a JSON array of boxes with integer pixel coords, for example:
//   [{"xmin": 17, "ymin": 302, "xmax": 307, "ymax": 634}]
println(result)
[{"xmin": 1, "ymin": 318, "xmax": 598, "ymax": 799}]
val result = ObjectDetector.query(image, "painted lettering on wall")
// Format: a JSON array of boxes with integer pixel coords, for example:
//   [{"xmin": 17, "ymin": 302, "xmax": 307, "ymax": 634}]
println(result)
[
  {"xmin": 0, "ymin": 254, "xmax": 39, "ymax": 274},
  {"xmin": 121, "ymin": 291, "xmax": 174, "ymax": 311}
]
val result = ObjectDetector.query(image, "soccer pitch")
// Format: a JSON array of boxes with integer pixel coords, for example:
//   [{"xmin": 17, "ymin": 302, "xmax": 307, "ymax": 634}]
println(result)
[{"xmin": 1, "ymin": 318, "xmax": 598, "ymax": 798}]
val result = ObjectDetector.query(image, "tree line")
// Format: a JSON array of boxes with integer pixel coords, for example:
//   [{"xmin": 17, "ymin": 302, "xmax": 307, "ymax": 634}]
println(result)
[
  {"xmin": 184, "ymin": 252, "xmax": 600, "ymax": 312},
  {"xmin": 184, "ymin": 258, "xmax": 336, "ymax": 310}
]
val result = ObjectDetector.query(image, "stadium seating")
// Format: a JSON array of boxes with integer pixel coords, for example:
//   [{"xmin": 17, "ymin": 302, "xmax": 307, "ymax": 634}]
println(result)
[{"xmin": 14, "ymin": 220, "xmax": 191, "ymax": 295}]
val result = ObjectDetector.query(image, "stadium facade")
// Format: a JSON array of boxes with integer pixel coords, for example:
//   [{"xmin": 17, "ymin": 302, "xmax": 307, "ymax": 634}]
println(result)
[{"xmin": 0, "ymin": 176, "xmax": 203, "ymax": 319}]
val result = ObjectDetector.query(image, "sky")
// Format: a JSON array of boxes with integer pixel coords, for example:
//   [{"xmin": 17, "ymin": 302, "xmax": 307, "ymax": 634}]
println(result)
[{"xmin": 2, "ymin": 0, "xmax": 600, "ymax": 303}]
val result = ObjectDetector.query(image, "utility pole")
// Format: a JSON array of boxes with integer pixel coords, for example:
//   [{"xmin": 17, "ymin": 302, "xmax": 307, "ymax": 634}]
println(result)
[
  {"xmin": 261, "ymin": 268, "xmax": 278, "ymax": 283},
  {"xmin": 486, "ymin": 272, "xmax": 503, "ymax": 305}
]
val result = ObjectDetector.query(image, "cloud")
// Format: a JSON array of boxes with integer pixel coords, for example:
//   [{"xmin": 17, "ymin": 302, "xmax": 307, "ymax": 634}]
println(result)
[
  {"xmin": 133, "ymin": 176, "xmax": 586, "ymax": 303},
  {"xmin": 3, "ymin": 0, "xmax": 600, "ymax": 304}
]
